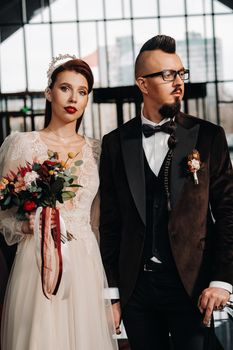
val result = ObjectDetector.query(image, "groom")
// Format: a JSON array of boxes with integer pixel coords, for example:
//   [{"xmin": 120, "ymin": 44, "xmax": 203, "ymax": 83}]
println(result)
[{"xmin": 99, "ymin": 35, "xmax": 233, "ymax": 349}]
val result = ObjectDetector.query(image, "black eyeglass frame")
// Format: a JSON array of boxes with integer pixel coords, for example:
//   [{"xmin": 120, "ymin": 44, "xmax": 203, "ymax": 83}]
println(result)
[{"xmin": 142, "ymin": 69, "xmax": 190, "ymax": 81}]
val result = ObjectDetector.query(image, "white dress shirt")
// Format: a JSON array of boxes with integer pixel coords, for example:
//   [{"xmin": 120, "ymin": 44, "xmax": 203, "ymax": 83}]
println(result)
[{"xmin": 142, "ymin": 115, "xmax": 171, "ymax": 176}]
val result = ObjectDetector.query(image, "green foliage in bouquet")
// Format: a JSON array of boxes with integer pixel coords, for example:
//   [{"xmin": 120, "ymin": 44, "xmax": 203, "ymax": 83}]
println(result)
[{"xmin": 0, "ymin": 150, "xmax": 83, "ymax": 220}]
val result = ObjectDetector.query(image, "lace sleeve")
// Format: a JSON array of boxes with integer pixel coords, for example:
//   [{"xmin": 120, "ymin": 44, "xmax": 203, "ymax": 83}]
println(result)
[{"xmin": 0, "ymin": 133, "xmax": 32, "ymax": 245}]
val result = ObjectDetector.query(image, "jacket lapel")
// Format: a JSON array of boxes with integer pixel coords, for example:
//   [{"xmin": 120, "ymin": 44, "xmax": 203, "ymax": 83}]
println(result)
[
  {"xmin": 119, "ymin": 113, "xmax": 200, "ymax": 222},
  {"xmin": 170, "ymin": 113, "xmax": 200, "ymax": 209},
  {"xmin": 120, "ymin": 117, "xmax": 146, "ymax": 226}
]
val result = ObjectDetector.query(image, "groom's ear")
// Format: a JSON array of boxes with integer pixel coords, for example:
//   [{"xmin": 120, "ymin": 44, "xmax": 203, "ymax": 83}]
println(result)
[
  {"xmin": 136, "ymin": 77, "xmax": 148, "ymax": 95},
  {"xmin": 44, "ymin": 87, "xmax": 52, "ymax": 102}
]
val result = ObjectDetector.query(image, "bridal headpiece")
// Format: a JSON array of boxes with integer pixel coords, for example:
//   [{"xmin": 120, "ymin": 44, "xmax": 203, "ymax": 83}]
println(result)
[{"xmin": 46, "ymin": 54, "xmax": 76, "ymax": 87}]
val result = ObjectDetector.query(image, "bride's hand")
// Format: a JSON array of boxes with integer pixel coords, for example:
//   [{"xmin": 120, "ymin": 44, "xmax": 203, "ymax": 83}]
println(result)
[
  {"xmin": 21, "ymin": 210, "xmax": 57, "ymax": 234},
  {"xmin": 21, "ymin": 212, "xmax": 35, "ymax": 234}
]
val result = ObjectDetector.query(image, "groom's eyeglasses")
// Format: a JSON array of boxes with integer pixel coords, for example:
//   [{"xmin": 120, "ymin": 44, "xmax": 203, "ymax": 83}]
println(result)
[{"xmin": 142, "ymin": 69, "xmax": 190, "ymax": 82}]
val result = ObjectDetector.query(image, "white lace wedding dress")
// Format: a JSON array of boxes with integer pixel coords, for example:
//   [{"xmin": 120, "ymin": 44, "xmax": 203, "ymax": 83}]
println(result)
[{"xmin": 0, "ymin": 131, "xmax": 118, "ymax": 350}]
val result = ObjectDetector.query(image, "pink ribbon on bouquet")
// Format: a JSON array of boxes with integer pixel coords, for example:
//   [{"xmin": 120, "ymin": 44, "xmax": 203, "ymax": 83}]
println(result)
[
  {"xmin": 34, "ymin": 206, "xmax": 71, "ymax": 299},
  {"xmin": 41, "ymin": 207, "xmax": 62, "ymax": 298}
]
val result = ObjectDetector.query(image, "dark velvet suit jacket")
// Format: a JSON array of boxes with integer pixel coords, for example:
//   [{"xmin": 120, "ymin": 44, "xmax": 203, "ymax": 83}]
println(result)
[{"xmin": 99, "ymin": 112, "xmax": 233, "ymax": 308}]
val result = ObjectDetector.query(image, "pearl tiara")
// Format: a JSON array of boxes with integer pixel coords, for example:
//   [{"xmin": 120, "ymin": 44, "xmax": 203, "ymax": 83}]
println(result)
[{"xmin": 46, "ymin": 53, "xmax": 76, "ymax": 87}]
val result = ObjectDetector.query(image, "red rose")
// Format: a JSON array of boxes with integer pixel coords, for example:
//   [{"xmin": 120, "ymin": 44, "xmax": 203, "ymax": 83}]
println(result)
[
  {"xmin": 18, "ymin": 167, "xmax": 29, "ymax": 177},
  {"xmin": 23, "ymin": 200, "xmax": 36, "ymax": 211}
]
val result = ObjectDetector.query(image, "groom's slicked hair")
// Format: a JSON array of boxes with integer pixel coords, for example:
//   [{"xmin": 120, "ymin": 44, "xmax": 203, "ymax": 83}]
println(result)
[
  {"xmin": 139, "ymin": 35, "xmax": 175, "ymax": 54},
  {"xmin": 135, "ymin": 35, "xmax": 176, "ymax": 78}
]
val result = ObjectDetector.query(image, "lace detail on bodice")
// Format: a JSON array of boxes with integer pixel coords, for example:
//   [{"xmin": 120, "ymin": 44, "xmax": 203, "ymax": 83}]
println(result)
[
  {"xmin": 59, "ymin": 137, "xmax": 100, "ymax": 253},
  {"xmin": 0, "ymin": 132, "xmax": 101, "ymax": 253}
]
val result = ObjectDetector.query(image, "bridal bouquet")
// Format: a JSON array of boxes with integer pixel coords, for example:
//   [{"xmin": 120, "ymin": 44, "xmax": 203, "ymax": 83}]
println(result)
[
  {"xmin": 0, "ymin": 150, "xmax": 82, "ymax": 220},
  {"xmin": 0, "ymin": 150, "xmax": 82, "ymax": 299}
]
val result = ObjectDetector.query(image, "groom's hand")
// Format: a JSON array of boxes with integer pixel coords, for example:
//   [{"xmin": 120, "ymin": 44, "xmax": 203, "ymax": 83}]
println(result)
[
  {"xmin": 112, "ymin": 302, "xmax": 122, "ymax": 334},
  {"xmin": 198, "ymin": 287, "xmax": 230, "ymax": 326}
]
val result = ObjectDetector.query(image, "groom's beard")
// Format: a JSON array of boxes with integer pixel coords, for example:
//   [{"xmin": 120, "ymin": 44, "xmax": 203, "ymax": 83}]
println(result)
[{"xmin": 159, "ymin": 100, "xmax": 181, "ymax": 119}]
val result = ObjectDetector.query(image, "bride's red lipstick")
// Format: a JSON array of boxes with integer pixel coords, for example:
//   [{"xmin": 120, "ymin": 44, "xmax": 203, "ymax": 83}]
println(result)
[{"xmin": 64, "ymin": 106, "xmax": 77, "ymax": 114}]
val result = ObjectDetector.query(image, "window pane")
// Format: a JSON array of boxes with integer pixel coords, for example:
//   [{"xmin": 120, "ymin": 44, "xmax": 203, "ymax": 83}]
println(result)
[
  {"xmin": 79, "ymin": 22, "xmax": 97, "ymax": 57},
  {"xmin": 219, "ymin": 103, "xmax": 233, "ymax": 134},
  {"xmin": 50, "ymin": 0, "xmax": 77, "ymax": 21},
  {"xmin": 78, "ymin": 0, "xmax": 103, "ymax": 20},
  {"xmin": 160, "ymin": 0, "xmax": 185, "ymax": 16},
  {"xmin": 132, "ymin": 0, "xmax": 157, "ymax": 17},
  {"xmin": 25, "ymin": 24, "xmax": 51, "ymax": 90},
  {"xmin": 0, "ymin": 28, "xmax": 26, "ymax": 92},
  {"xmin": 204, "ymin": 0, "xmax": 212, "ymax": 13},
  {"xmin": 105, "ymin": 0, "xmax": 123, "ymax": 19},
  {"xmin": 81, "ymin": 98, "xmax": 94, "ymax": 137},
  {"xmin": 10, "ymin": 116, "xmax": 28, "ymax": 132},
  {"xmin": 34, "ymin": 116, "xmax": 46, "ymax": 131},
  {"xmin": 186, "ymin": 98, "xmax": 205, "ymax": 118},
  {"xmin": 6, "ymin": 98, "xmax": 25, "ymax": 112},
  {"xmin": 214, "ymin": 14, "xmax": 233, "ymax": 80},
  {"xmin": 160, "ymin": 18, "xmax": 187, "ymax": 67},
  {"xmin": 123, "ymin": 102, "xmax": 135, "ymax": 123},
  {"xmin": 33, "ymin": 97, "xmax": 45, "ymax": 111},
  {"xmin": 79, "ymin": 22, "xmax": 100, "ymax": 85},
  {"xmin": 133, "ymin": 19, "xmax": 159, "ymax": 57},
  {"xmin": 96, "ymin": 21, "xmax": 108, "ymax": 87},
  {"xmin": 52, "ymin": 23, "xmax": 79, "ymax": 57},
  {"xmin": 91, "ymin": 103, "xmax": 101, "ymax": 139},
  {"xmin": 185, "ymin": 0, "xmax": 213, "ymax": 15},
  {"xmin": 106, "ymin": 21, "xmax": 134, "ymax": 86},
  {"xmin": 202, "ymin": 15, "xmax": 215, "ymax": 82},
  {"xmin": 206, "ymin": 83, "xmax": 217, "ymax": 124},
  {"xmin": 123, "ymin": 0, "xmax": 131, "ymax": 18},
  {"xmin": 176, "ymin": 40, "xmax": 188, "ymax": 75},
  {"xmin": 218, "ymin": 82, "xmax": 233, "ymax": 102},
  {"xmin": 226, "ymin": 132, "xmax": 233, "ymax": 163},
  {"xmin": 160, "ymin": 18, "xmax": 186, "ymax": 41},
  {"xmin": 99, "ymin": 104, "xmax": 117, "ymax": 135},
  {"xmin": 186, "ymin": 0, "xmax": 204, "ymax": 14},
  {"xmin": 187, "ymin": 18, "xmax": 206, "ymax": 83}
]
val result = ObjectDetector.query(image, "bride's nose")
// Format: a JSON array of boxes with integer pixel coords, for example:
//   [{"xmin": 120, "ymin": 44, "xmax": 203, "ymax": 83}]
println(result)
[{"xmin": 69, "ymin": 92, "xmax": 77, "ymax": 103}]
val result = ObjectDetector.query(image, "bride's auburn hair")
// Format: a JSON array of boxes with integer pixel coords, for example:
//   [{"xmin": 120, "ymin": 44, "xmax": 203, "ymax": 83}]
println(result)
[{"xmin": 44, "ymin": 58, "xmax": 94, "ymax": 131}]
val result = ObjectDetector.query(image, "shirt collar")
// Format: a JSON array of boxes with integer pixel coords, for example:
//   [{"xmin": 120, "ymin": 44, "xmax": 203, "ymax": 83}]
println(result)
[{"xmin": 141, "ymin": 109, "xmax": 171, "ymax": 127}]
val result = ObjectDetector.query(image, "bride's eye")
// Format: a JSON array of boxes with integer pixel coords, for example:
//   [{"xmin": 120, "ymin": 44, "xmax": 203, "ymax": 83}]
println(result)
[
  {"xmin": 79, "ymin": 90, "xmax": 87, "ymax": 96},
  {"xmin": 60, "ymin": 86, "xmax": 69, "ymax": 92}
]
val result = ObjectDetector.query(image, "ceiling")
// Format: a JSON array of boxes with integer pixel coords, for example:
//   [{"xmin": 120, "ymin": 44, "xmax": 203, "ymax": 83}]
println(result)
[{"xmin": 0, "ymin": 0, "xmax": 49, "ymax": 42}]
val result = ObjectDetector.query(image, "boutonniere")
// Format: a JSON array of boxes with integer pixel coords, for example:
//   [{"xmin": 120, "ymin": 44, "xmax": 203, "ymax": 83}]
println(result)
[{"xmin": 187, "ymin": 149, "xmax": 201, "ymax": 185}]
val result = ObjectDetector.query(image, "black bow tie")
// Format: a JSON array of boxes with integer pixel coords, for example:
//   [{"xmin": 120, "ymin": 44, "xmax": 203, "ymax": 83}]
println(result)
[{"xmin": 142, "ymin": 120, "xmax": 175, "ymax": 138}]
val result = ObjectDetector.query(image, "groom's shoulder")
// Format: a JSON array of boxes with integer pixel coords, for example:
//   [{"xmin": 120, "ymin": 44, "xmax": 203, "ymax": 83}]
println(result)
[
  {"xmin": 180, "ymin": 112, "xmax": 224, "ymax": 135},
  {"xmin": 103, "ymin": 117, "xmax": 138, "ymax": 141}
]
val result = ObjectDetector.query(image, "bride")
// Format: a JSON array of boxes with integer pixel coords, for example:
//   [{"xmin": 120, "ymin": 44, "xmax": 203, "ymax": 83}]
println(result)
[{"xmin": 0, "ymin": 55, "xmax": 118, "ymax": 350}]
